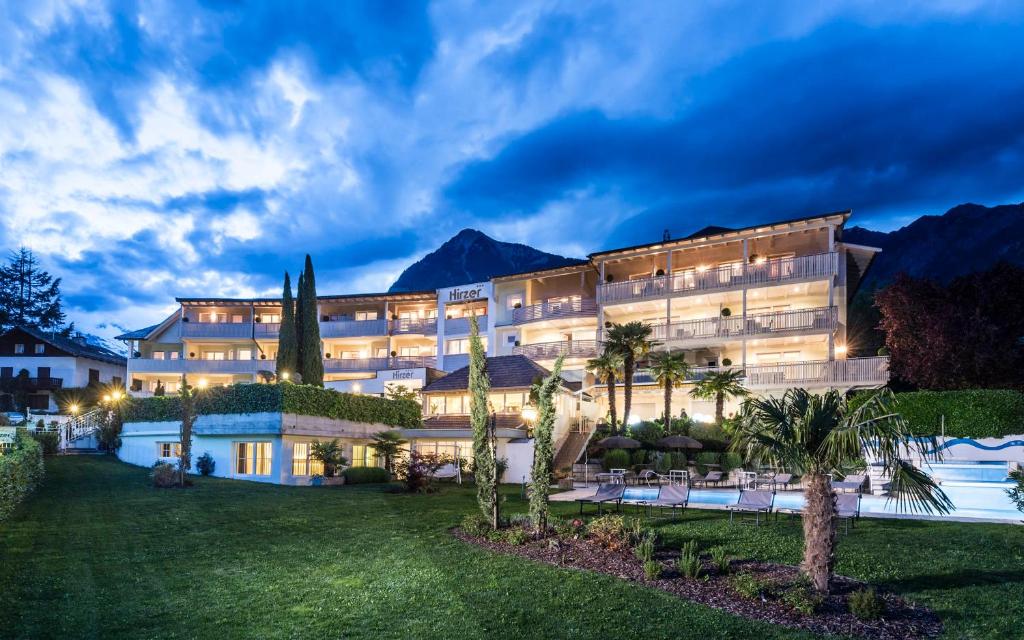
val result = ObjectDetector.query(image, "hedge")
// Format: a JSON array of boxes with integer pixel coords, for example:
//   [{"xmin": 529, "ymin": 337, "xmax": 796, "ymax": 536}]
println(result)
[
  {"xmin": 123, "ymin": 383, "xmax": 421, "ymax": 429},
  {"xmin": 28, "ymin": 431, "xmax": 60, "ymax": 455},
  {"xmin": 1, "ymin": 432, "xmax": 45, "ymax": 522},
  {"xmin": 849, "ymin": 389, "xmax": 1024, "ymax": 439},
  {"xmin": 342, "ymin": 467, "xmax": 390, "ymax": 484}
]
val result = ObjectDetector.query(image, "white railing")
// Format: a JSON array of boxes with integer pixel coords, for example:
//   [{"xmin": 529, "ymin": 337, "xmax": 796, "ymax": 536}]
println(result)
[
  {"xmin": 444, "ymin": 315, "xmax": 488, "ymax": 335},
  {"xmin": 513, "ymin": 340, "xmax": 599, "ymax": 360},
  {"xmin": 254, "ymin": 322, "xmax": 280, "ymax": 338},
  {"xmin": 180, "ymin": 322, "xmax": 252, "ymax": 338},
  {"xmin": 129, "ymin": 358, "xmax": 266, "ymax": 374},
  {"xmin": 652, "ymin": 307, "xmax": 838, "ymax": 342},
  {"xmin": 319, "ymin": 318, "xmax": 388, "ymax": 338},
  {"xmin": 598, "ymin": 252, "xmax": 838, "ymax": 304},
  {"xmin": 511, "ymin": 298, "xmax": 597, "ymax": 325},
  {"xmin": 634, "ymin": 356, "xmax": 889, "ymax": 388},
  {"xmin": 322, "ymin": 356, "xmax": 436, "ymax": 372},
  {"xmin": 391, "ymin": 317, "xmax": 438, "ymax": 335}
]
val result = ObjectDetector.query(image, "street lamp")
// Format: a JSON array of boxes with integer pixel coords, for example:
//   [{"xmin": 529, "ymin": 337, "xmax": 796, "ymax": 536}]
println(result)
[
  {"xmin": 280, "ymin": 371, "xmax": 290, "ymax": 381},
  {"xmin": 111, "ymin": 390, "xmax": 122, "ymax": 401},
  {"xmin": 521, "ymin": 406, "xmax": 538, "ymax": 422},
  {"xmin": 197, "ymin": 378, "xmax": 209, "ymax": 390},
  {"xmin": 101, "ymin": 394, "xmax": 111, "ymax": 403}
]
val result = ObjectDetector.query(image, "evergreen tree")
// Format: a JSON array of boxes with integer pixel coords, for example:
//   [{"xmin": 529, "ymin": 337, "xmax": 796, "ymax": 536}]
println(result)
[
  {"xmin": 275, "ymin": 272, "xmax": 298, "ymax": 378},
  {"xmin": 469, "ymin": 316, "xmax": 498, "ymax": 527},
  {"xmin": 295, "ymin": 270, "xmax": 305, "ymax": 376},
  {"xmin": 0, "ymin": 248, "xmax": 67, "ymax": 331},
  {"xmin": 178, "ymin": 374, "xmax": 196, "ymax": 487},
  {"xmin": 298, "ymin": 255, "xmax": 324, "ymax": 386},
  {"xmin": 529, "ymin": 354, "xmax": 564, "ymax": 534}
]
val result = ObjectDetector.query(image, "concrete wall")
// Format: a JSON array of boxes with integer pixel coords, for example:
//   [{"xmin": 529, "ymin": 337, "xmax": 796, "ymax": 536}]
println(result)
[{"xmin": 501, "ymin": 439, "xmax": 535, "ymax": 485}]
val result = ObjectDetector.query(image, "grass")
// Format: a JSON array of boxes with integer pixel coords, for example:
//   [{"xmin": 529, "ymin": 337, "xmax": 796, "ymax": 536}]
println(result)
[{"xmin": 0, "ymin": 457, "xmax": 1020, "ymax": 639}]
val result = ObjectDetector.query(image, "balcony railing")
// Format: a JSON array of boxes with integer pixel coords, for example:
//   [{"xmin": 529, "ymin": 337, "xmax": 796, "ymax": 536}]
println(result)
[
  {"xmin": 180, "ymin": 322, "xmax": 252, "ymax": 338},
  {"xmin": 0, "ymin": 377, "xmax": 65, "ymax": 391},
  {"xmin": 322, "ymin": 356, "xmax": 436, "ymax": 372},
  {"xmin": 319, "ymin": 319, "xmax": 388, "ymax": 338},
  {"xmin": 652, "ymin": 306, "xmax": 838, "ymax": 343},
  {"xmin": 254, "ymin": 322, "xmax": 280, "ymax": 339},
  {"xmin": 511, "ymin": 298, "xmax": 597, "ymax": 325},
  {"xmin": 444, "ymin": 315, "xmax": 488, "ymax": 335},
  {"xmin": 633, "ymin": 356, "xmax": 889, "ymax": 388},
  {"xmin": 513, "ymin": 340, "xmax": 599, "ymax": 360},
  {"xmin": 598, "ymin": 252, "xmax": 839, "ymax": 304},
  {"xmin": 129, "ymin": 358, "xmax": 266, "ymax": 374},
  {"xmin": 391, "ymin": 317, "xmax": 438, "ymax": 335}
]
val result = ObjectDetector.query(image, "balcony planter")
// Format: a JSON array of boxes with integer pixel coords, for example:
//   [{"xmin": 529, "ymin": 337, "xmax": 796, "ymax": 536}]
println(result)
[
  {"xmin": 392, "ymin": 314, "xmax": 398, "ymax": 320},
  {"xmin": 604, "ymin": 321, "xmax": 612, "ymax": 329},
  {"xmin": 721, "ymin": 307, "xmax": 732, "ymax": 317},
  {"xmin": 605, "ymin": 274, "xmax": 614, "ymax": 282},
  {"xmin": 514, "ymin": 340, "xmax": 520, "ymax": 347},
  {"xmin": 254, "ymin": 316, "xmax": 261, "ymax": 323},
  {"xmin": 722, "ymin": 358, "xmax": 733, "ymax": 366},
  {"xmin": 182, "ymin": 317, "xmax": 189, "ymax": 322},
  {"xmin": 513, "ymin": 302, "xmax": 522, "ymax": 309},
  {"xmin": 324, "ymin": 353, "xmax": 332, "ymax": 359},
  {"xmin": 390, "ymin": 351, "xmax": 398, "ymax": 357},
  {"xmin": 188, "ymin": 352, "xmax": 196, "ymax": 358},
  {"xmin": 655, "ymin": 268, "xmax": 665, "ymax": 277},
  {"xmin": 260, "ymin": 354, "xmax": 266, "ymax": 360}
]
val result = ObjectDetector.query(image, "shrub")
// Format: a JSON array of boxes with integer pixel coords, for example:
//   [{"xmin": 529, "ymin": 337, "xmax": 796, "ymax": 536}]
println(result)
[
  {"xmin": 782, "ymin": 577, "xmax": 823, "ymax": 615},
  {"xmin": 151, "ymin": 462, "xmax": 177, "ymax": 488},
  {"xmin": 29, "ymin": 431, "xmax": 59, "ymax": 455},
  {"xmin": 731, "ymin": 572, "xmax": 769, "ymax": 599},
  {"xmin": 720, "ymin": 452, "xmax": 743, "ymax": 472},
  {"xmin": 634, "ymin": 531, "xmax": 656, "ymax": 563},
  {"xmin": 395, "ymin": 451, "xmax": 447, "ymax": 493},
  {"xmin": 503, "ymin": 528, "xmax": 529, "ymax": 546},
  {"xmin": 587, "ymin": 515, "xmax": 629, "ymax": 549},
  {"xmin": 849, "ymin": 587, "xmax": 886, "ymax": 620},
  {"xmin": 631, "ymin": 449, "xmax": 647, "ymax": 467},
  {"xmin": 654, "ymin": 452, "xmax": 673, "ymax": 474},
  {"xmin": 460, "ymin": 513, "xmax": 492, "ymax": 537},
  {"xmin": 1007, "ymin": 470, "xmax": 1024, "ymax": 514},
  {"xmin": 602, "ymin": 448, "xmax": 631, "ymax": 471},
  {"xmin": 848, "ymin": 389, "xmax": 1024, "ymax": 438},
  {"xmin": 643, "ymin": 560, "xmax": 662, "ymax": 580},
  {"xmin": 0, "ymin": 433, "xmax": 45, "ymax": 522},
  {"xmin": 555, "ymin": 517, "xmax": 585, "ymax": 539},
  {"xmin": 677, "ymin": 540, "xmax": 702, "ymax": 579},
  {"xmin": 629, "ymin": 421, "xmax": 664, "ymax": 447},
  {"xmin": 195, "ymin": 452, "xmax": 215, "ymax": 476},
  {"xmin": 710, "ymin": 546, "xmax": 732, "ymax": 574},
  {"xmin": 342, "ymin": 467, "xmax": 389, "ymax": 484}
]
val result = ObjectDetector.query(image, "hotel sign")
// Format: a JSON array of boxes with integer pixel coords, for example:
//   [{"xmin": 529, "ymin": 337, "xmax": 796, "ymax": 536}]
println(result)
[{"xmin": 438, "ymin": 282, "xmax": 491, "ymax": 303}]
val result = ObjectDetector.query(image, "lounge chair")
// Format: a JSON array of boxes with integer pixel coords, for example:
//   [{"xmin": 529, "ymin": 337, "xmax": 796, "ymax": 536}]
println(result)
[
  {"xmin": 637, "ymin": 469, "xmax": 669, "ymax": 486},
  {"xmin": 695, "ymin": 470, "xmax": 725, "ymax": 487},
  {"xmin": 575, "ymin": 483, "xmax": 625, "ymax": 514},
  {"xmin": 725, "ymin": 489, "xmax": 776, "ymax": 525},
  {"xmin": 757, "ymin": 473, "xmax": 795, "ymax": 491},
  {"xmin": 832, "ymin": 474, "xmax": 867, "ymax": 493},
  {"xmin": 836, "ymin": 493, "xmax": 862, "ymax": 534},
  {"xmin": 644, "ymin": 484, "xmax": 689, "ymax": 519}
]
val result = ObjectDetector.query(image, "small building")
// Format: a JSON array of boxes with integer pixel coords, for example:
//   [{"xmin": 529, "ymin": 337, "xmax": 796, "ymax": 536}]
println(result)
[
  {"xmin": 0, "ymin": 326, "xmax": 127, "ymax": 414},
  {"xmin": 405, "ymin": 354, "xmax": 599, "ymax": 482}
]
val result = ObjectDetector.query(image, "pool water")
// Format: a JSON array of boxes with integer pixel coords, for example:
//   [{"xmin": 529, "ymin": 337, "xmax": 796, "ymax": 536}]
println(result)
[{"xmin": 922, "ymin": 461, "xmax": 1011, "ymax": 483}]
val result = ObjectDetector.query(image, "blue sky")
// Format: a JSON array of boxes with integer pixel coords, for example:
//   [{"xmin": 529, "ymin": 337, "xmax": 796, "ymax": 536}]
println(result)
[{"xmin": 2, "ymin": 1, "xmax": 1023, "ymax": 339}]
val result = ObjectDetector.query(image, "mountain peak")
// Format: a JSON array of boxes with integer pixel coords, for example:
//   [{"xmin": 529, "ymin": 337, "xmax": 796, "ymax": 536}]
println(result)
[{"xmin": 389, "ymin": 230, "xmax": 584, "ymax": 292}]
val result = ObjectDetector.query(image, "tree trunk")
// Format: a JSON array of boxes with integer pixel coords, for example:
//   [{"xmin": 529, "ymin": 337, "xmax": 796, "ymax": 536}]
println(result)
[
  {"xmin": 622, "ymin": 356, "xmax": 634, "ymax": 432},
  {"xmin": 664, "ymin": 381, "xmax": 672, "ymax": 429},
  {"xmin": 606, "ymin": 378, "xmax": 617, "ymax": 434},
  {"xmin": 488, "ymin": 414, "xmax": 499, "ymax": 529},
  {"xmin": 715, "ymin": 392, "xmax": 725, "ymax": 425},
  {"xmin": 802, "ymin": 472, "xmax": 837, "ymax": 593}
]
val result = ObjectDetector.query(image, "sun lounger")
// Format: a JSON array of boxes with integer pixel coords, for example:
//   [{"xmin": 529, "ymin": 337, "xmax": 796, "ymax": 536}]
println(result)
[
  {"xmin": 757, "ymin": 473, "xmax": 795, "ymax": 491},
  {"xmin": 644, "ymin": 484, "xmax": 689, "ymax": 519},
  {"xmin": 637, "ymin": 469, "xmax": 669, "ymax": 486},
  {"xmin": 725, "ymin": 489, "xmax": 776, "ymax": 525},
  {"xmin": 694, "ymin": 470, "xmax": 725, "ymax": 487},
  {"xmin": 832, "ymin": 474, "xmax": 867, "ymax": 493},
  {"xmin": 575, "ymin": 483, "xmax": 625, "ymax": 514},
  {"xmin": 836, "ymin": 493, "xmax": 862, "ymax": 534}
]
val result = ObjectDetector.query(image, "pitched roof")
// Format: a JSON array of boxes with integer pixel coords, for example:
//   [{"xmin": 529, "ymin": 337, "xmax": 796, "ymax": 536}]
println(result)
[
  {"xmin": 422, "ymin": 355, "xmax": 561, "ymax": 393},
  {"xmin": 7, "ymin": 326, "xmax": 126, "ymax": 366},
  {"xmin": 115, "ymin": 324, "xmax": 160, "ymax": 340}
]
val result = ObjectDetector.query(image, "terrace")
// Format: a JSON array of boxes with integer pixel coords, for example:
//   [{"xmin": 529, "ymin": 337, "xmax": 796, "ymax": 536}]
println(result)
[
  {"xmin": 510, "ymin": 297, "xmax": 597, "ymax": 325},
  {"xmin": 652, "ymin": 306, "xmax": 838, "ymax": 345},
  {"xmin": 634, "ymin": 356, "xmax": 890, "ymax": 389}
]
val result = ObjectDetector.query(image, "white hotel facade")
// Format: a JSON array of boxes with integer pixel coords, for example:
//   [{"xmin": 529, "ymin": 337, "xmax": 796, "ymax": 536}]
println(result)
[{"xmin": 120, "ymin": 211, "xmax": 888, "ymax": 434}]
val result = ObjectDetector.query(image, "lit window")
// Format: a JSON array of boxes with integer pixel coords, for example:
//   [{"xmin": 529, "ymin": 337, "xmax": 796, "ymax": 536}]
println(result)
[
  {"xmin": 34, "ymin": 344, "xmax": 45, "ymax": 354},
  {"xmin": 157, "ymin": 442, "xmax": 182, "ymax": 458},
  {"xmin": 14, "ymin": 344, "xmax": 24, "ymax": 354},
  {"xmin": 260, "ymin": 313, "xmax": 281, "ymax": 324},
  {"xmin": 237, "ymin": 349, "xmax": 252, "ymax": 361},
  {"xmin": 351, "ymin": 445, "xmax": 379, "ymax": 468},
  {"xmin": 355, "ymin": 311, "xmax": 379, "ymax": 321},
  {"xmin": 506, "ymin": 294, "xmax": 524, "ymax": 310},
  {"xmin": 203, "ymin": 352, "xmax": 226, "ymax": 361},
  {"xmin": 236, "ymin": 442, "xmax": 272, "ymax": 476},
  {"xmin": 153, "ymin": 351, "xmax": 165, "ymax": 360},
  {"xmin": 168, "ymin": 352, "xmax": 180, "ymax": 360},
  {"xmin": 231, "ymin": 314, "xmax": 244, "ymax": 323},
  {"xmin": 292, "ymin": 442, "xmax": 324, "ymax": 476},
  {"xmin": 399, "ymin": 346, "xmax": 420, "ymax": 357}
]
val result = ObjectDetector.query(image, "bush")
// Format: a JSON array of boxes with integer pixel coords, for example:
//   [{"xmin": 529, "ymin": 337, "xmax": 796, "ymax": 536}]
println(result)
[
  {"xmin": 731, "ymin": 572, "xmax": 769, "ymax": 599},
  {"xmin": 554, "ymin": 517, "xmax": 585, "ymax": 539},
  {"xmin": 710, "ymin": 546, "xmax": 732, "ymax": 574},
  {"xmin": 629, "ymin": 420, "xmax": 664, "ymax": 447},
  {"xmin": 634, "ymin": 531, "xmax": 656, "ymax": 563},
  {"xmin": 654, "ymin": 452, "xmax": 673, "ymax": 473},
  {"xmin": 196, "ymin": 452, "xmax": 215, "ymax": 476},
  {"xmin": 720, "ymin": 452, "xmax": 743, "ymax": 472},
  {"xmin": 395, "ymin": 451, "xmax": 447, "ymax": 493},
  {"xmin": 503, "ymin": 528, "xmax": 529, "ymax": 546},
  {"xmin": 782, "ymin": 577, "xmax": 823, "ymax": 615},
  {"xmin": 460, "ymin": 512, "xmax": 492, "ymax": 537},
  {"xmin": 689, "ymin": 421, "xmax": 731, "ymax": 450},
  {"xmin": 151, "ymin": 462, "xmax": 177, "ymax": 488},
  {"xmin": 848, "ymin": 389, "xmax": 1024, "ymax": 438},
  {"xmin": 848, "ymin": 587, "xmax": 885, "ymax": 620},
  {"xmin": 0, "ymin": 433, "xmax": 45, "ymax": 522},
  {"xmin": 586, "ymin": 515, "xmax": 628, "ymax": 549},
  {"xmin": 1007, "ymin": 470, "xmax": 1024, "ymax": 514},
  {"xmin": 631, "ymin": 449, "xmax": 647, "ymax": 467},
  {"xmin": 643, "ymin": 560, "xmax": 662, "ymax": 580},
  {"xmin": 602, "ymin": 449, "xmax": 631, "ymax": 471},
  {"xmin": 343, "ymin": 466, "xmax": 389, "ymax": 484},
  {"xmin": 677, "ymin": 540, "xmax": 702, "ymax": 579},
  {"xmin": 29, "ymin": 431, "xmax": 59, "ymax": 455}
]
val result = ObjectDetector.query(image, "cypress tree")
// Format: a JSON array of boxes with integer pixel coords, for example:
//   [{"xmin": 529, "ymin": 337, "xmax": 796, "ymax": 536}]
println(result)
[
  {"xmin": 299, "ymin": 255, "xmax": 324, "ymax": 386},
  {"xmin": 469, "ymin": 316, "xmax": 498, "ymax": 527},
  {"xmin": 275, "ymin": 272, "xmax": 298, "ymax": 378},
  {"xmin": 529, "ymin": 354, "xmax": 564, "ymax": 534},
  {"xmin": 295, "ymin": 270, "xmax": 305, "ymax": 377}
]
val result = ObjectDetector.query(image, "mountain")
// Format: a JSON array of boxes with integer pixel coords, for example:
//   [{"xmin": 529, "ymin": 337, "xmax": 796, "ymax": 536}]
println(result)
[
  {"xmin": 389, "ymin": 229, "xmax": 586, "ymax": 292},
  {"xmin": 844, "ymin": 202, "xmax": 1024, "ymax": 290}
]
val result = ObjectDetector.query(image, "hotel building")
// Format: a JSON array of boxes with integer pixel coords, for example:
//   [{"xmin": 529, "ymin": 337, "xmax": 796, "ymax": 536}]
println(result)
[{"xmin": 118, "ymin": 211, "xmax": 888, "ymax": 474}]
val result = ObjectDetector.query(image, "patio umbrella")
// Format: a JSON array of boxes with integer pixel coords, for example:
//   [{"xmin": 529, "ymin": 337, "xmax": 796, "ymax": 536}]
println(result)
[
  {"xmin": 596, "ymin": 435, "xmax": 641, "ymax": 449},
  {"xmin": 656, "ymin": 435, "xmax": 703, "ymax": 450}
]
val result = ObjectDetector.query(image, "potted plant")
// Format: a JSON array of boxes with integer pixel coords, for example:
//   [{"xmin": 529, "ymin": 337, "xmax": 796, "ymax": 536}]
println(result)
[
  {"xmin": 605, "ymin": 274, "xmax": 615, "ymax": 282},
  {"xmin": 655, "ymin": 268, "xmax": 665, "ymax": 276},
  {"xmin": 513, "ymin": 301, "xmax": 522, "ymax": 309},
  {"xmin": 390, "ymin": 350, "xmax": 398, "ymax": 357},
  {"xmin": 722, "ymin": 358, "xmax": 733, "ymax": 367},
  {"xmin": 721, "ymin": 307, "xmax": 732, "ymax": 317},
  {"xmin": 310, "ymin": 439, "xmax": 348, "ymax": 486}
]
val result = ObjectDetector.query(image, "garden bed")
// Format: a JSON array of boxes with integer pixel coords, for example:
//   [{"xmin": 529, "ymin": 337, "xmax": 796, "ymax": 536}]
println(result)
[{"xmin": 454, "ymin": 524, "xmax": 941, "ymax": 640}]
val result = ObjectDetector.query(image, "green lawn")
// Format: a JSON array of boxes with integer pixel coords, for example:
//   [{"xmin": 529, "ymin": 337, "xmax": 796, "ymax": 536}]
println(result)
[{"xmin": 1, "ymin": 458, "xmax": 1021, "ymax": 639}]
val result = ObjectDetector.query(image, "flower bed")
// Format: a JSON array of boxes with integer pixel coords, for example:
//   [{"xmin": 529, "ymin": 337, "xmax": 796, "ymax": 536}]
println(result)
[{"xmin": 454, "ymin": 516, "xmax": 941, "ymax": 640}]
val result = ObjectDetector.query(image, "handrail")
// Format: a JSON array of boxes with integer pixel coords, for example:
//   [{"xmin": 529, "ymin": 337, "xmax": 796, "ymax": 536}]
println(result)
[
  {"xmin": 511, "ymin": 297, "xmax": 597, "ymax": 325},
  {"xmin": 512, "ymin": 340, "xmax": 599, "ymax": 360},
  {"xmin": 652, "ymin": 306, "xmax": 837, "ymax": 342},
  {"xmin": 633, "ymin": 356, "xmax": 890, "ymax": 387}
]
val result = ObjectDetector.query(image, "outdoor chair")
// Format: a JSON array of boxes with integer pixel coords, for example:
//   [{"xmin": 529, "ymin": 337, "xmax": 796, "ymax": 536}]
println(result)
[
  {"xmin": 725, "ymin": 489, "xmax": 776, "ymax": 525},
  {"xmin": 575, "ymin": 483, "xmax": 625, "ymax": 514},
  {"xmin": 836, "ymin": 492, "xmax": 862, "ymax": 534},
  {"xmin": 757, "ymin": 473, "xmax": 795, "ymax": 491},
  {"xmin": 694, "ymin": 470, "xmax": 725, "ymax": 487},
  {"xmin": 643, "ymin": 484, "xmax": 690, "ymax": 519},
  {"xmin": 431, "ymin": 464, "xmax": 460, "ymax": 482},
  {"xmin": 637, "ymin": 469, "xmax": 669, "ymax": 486},
  {"xmin": 832, "ymin": 474, "xmax": 868, "ymax": 493}
]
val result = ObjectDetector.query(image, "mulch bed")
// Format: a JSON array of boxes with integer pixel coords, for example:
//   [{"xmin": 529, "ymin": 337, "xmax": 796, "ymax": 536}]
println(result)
[{"xmin": 453, "ymin": 528, "xmax": 942, "ymax": 640}]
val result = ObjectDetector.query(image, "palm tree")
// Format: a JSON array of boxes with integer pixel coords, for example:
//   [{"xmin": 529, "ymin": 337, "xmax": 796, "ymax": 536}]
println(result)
[
  {"xmin": 648, "ymin": 350, "xmax": 690, "ymax": 429},
  {"xmin": 587, "ymin": 351, "xmax": 624, "ymax": 433},
  {"xmin": 370, "ymin": 430, "xmax": 407, "ymax": 478},
  {"xmin": 310, "ymin": 439, "xmax": 348, "ymax": 478},
  {"xmin": 689, "ymin": 368, "xmax": 748, "ymax": 424},
  {"xmin": 605, "ymin": 321, "xmax": 657, "ymax": 429},
  {"xmin": 732, "ymin": 388, "xmax": 951, "ymax": 593}
]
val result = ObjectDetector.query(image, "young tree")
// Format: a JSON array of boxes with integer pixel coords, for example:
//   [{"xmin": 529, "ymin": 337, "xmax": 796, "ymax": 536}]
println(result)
[
  {"xmin": 298, "ymin": 255, "xmax": 324, "ymax": 386},
  {"xmin": 310, "ymin": 438, "xmax": 347, "ymax": 477},
  {"xmin": 0, "ymin": 248, "xmax": 66, "ymax": 331},
  {"xmin": 529, "ymin": 355, "xmax": 564, "ymax": 534},
  {"xmin": 469, "ymin": 315, "xmax": 498, "ymax": 527},
  {"xmin": 178, "ymin": 374, "xmax": 196, "ymax": 487},
  {"xmin": 295, "ymin": 270, "xmax": 305, "ymax": 376},
  {"xmin": 604, "ymin": 321, "xmax": 657, "ymax": 429},
  {"xmin": 370, "ymin": 430, "xmax": 408, "ymax": 478},
  {"xmin": 733, "ymin": 388, "xmax": 951, "ymax": 593},
  {"xmin": 690, "ymin": 369, "xmax": 748, "ymax": 425},
  {"xmin": 587, "ymin": 351, "xmax": 623, "ymax": 433},
  {"xmin": 649, "ymin": 350, "xmax": 690, "ymax": 428},
  {"xmin": 276, "ymin": 271, "xmax": 298, "ymax": 378}
]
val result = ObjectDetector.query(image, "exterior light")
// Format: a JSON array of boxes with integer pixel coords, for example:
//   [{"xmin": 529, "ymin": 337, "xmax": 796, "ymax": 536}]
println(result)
[
  {"xmin": 521, "ymin": 407, "xmax": 538, "ymax": 421},
  {"xmin": 69, "ymin": 403, "xmax": 79, "ymax": 415},
  {"xmin": 102, "ymin": 394, "xmax": 111, "ymax": 403},
  {"xmin": 835, "ymin": 345, "xmax": 848, "ymax": 355},
  {"xmin": 352, "ymin": 383, "xmax": 362, "ymax": 393},
  {"xmin": 755, "ymin": 256, "xmax": 767, "ymax": 265},
  {"xmin": 281, "ymin": 371, "xmax": 290, "ymax": 380},
  {"xmin": 111, "ymin": 390, "xmax": 122, "ymax": 401},
  {"xmin": 197, "ymin": 378, "xmax": 209, "ymax": 389},
  {"xmin": 696, "ymin": 265, "xmax": 709, "ymax": 273}
]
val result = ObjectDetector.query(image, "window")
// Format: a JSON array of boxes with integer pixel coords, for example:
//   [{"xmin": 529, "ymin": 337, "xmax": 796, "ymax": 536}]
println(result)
[
  {"xmin": 237, "ymin": 349, "xmax": 253, "ymax": 361},
  {"xmin": 34, "ymin": 344, "xmax": 45, "ymax": 354},
  {"xmin": 203, "ymin": 352, "xmax": 226, "ymax": 361},
  {"xmin": 152, "ymin": 351, "xmax": 165, "ymax": 360},
  {"xmin": 149, "ymin": 380, "xmax": 180, "ymax": 393},
  {"xmin": 158, "ymin": 442, "xmax": 182, "ymax": 458},
  {"xmin": 440, "ymin": 395, "xmax": 466, "ymax": 414},
  {"xmin": 259, "ymin": 313, "xmax": 281, "ymax": 324},
  {"xmin": 168, "ymin": 351, "xmax": 180, "ymax": 360},
  {"xmin": 37, "ymin": 366, "xmax": 50, "ymax": 379},
  {"xmin": 236, "ymin": 442, "xmax": 272, "ymax": 476},
  {"xmin": 355, "ymin": 311, "xmax": 378, "ymax": 321},
  {"xmin": 198, "ymin": 312, "xmax": 228, "ymax": 323},
  {"xmin": 506, "ymin": 293, "xmax": 524, "ymax": 310},
  {"xmin": 340, "ymin": 350, "xmax": 362, "ymax": 360},
  {"xmin": 351, "ymin": 445, "xmax": 379, "ymax": 468},
  {"xmin": 29, "ymin": 395, "xmax": 49, "ymax": 410},
  {"xmin": 414, "ymin": 440, "xmax": 472, "ymax": 464},
  {"xmin": 231, "ymin": 314, "xmax": 244, "ymax": 323},
  {"xmin": 89, "ymin": 369, "xmax": 100, "ymax": 383},
  {"xmin": 14, "ymin": 344, "xmax": 24, "ymax": 354},
  {"xmin": 1, "ymin": 367, "xmax": 12, "ymax": 378},
  {"xmin": 446, "ymin": 336, "xmax": 486, "ymax": 355},
  {"xmin": 291, "ymin": 442, "xmax": 324, "ymax": 476},
  {"xmin": 399, "ymin": 346, "xmax": 420, "ymax": 357}
]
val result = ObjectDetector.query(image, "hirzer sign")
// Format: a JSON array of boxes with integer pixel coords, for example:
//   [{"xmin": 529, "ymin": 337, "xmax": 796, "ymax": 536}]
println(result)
[{"xmin": 439, "ymin": 282, "xmax": 490, "ymax": 303}]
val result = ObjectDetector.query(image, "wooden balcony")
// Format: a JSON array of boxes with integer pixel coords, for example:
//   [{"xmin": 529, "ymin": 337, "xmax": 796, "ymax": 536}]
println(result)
[
  {"xmin": 129, "ymin": 358, "xmax": 266, "ymax": 374},
  {"xmin": 511, "ymin": 298, "xmax": 597, "ymax": 325}
]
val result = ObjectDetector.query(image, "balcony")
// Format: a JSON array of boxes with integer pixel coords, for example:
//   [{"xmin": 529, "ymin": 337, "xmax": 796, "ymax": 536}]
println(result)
[
  {"xmin": 653, "ymin": 307, "xmax": 838, "ymax": 344},
  {"xmin": 322, "ymin": 356, "xmax": 436, "ymax": 373},
  {"xmin": 180, "ymin": 321, "xmax": 252, "ymax": 339},
  {"xmin": 511, "ymin": 298, "xmax": 597, "ymax": 325},
  {"xmin": 513, "ymin": 340, "xmax": 599, "ymax": 360},
  {"xmin": 633, "ymin": 356, "xmax": 889, "ymax": 389},
  {"xmin": 598, "ymin": 252, "xmax": 838, "ymax": 305},
  {"xmin": 129, "ymin": 358, "xmax": 266, "ymax": 374},
  {"xmin": 0, "ymin": 377, "xmax": 65, "ymax": 391},
  {"xmin": 320, "ymin": 319, "xmax": 388, "ymax": 338},
  {"xmin": 254, "ymin": 322, "xmax": 280, "ymax": 339},
  {"xmin": 444, "ymin": 315, "xmax": 488, "ymax": 335},
  {"xmin": 392, "ymin": 317, "xmax": 438, "ymax": 335}
]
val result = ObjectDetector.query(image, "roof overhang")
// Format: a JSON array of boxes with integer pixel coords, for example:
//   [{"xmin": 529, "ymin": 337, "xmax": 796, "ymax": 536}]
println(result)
[{"xmin": 491, "ymin": 261, "xmax": 594, "ymax": 283}]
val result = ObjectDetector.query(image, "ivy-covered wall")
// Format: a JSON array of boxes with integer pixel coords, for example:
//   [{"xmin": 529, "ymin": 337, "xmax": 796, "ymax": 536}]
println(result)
[
  {"xmin": 850, "ymin": 389, "xmax": 1024, "ymax": 438},
  {"xmin": 123, "ymin": 383, "xmax": 421, "ymax": 428}
]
